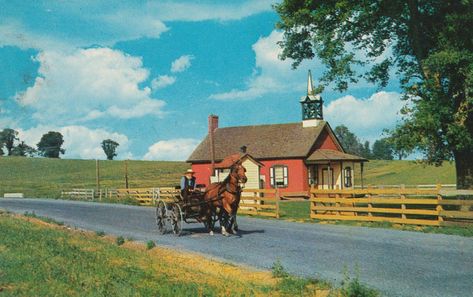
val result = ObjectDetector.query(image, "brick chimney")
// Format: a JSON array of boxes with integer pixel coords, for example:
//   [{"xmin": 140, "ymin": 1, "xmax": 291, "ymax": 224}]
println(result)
[
  {"xmin": 208, "ymin": 114, "xmax": 219, "ymax": 133},
  {"xmin": 208, "ymin": 114, "xmax": 219, "ymax": 175}
]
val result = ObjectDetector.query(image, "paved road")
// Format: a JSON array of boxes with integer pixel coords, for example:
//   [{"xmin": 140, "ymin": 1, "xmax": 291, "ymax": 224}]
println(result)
[{"xmin": 1, "ymin": 198, "xmax": 472, "ymax": 297}]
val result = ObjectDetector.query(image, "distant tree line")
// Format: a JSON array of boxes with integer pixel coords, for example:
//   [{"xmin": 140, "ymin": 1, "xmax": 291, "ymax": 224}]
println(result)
[
  {"xmin": 334, "ymin": 125, "xmax": 406, "ymax": 160},
  {"xmin": 0, "ymin": 128, "xmax": 119, "ymax": 160}
]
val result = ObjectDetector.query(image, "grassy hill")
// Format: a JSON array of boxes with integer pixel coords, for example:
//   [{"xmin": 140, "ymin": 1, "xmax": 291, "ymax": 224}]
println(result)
[
  {"xmin": 0, "ymin": 157, "xmax": 188, "ymax": 198},
  {"xmin": 0, "ymin": 157, "xmax": 456, "ymax": 198},
  {"xmin": 357, "ymin": 160, "xmax": 456, "ymax": 186}
]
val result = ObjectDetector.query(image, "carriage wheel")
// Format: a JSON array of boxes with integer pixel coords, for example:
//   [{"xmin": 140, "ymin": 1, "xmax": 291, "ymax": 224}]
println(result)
[
  {"xmin": 170, "ymin": 204, "xmax": 183, "ymax": 236},
  {"xmin": 155, "ymin": 200, "xmax": 166, "ymax": 234}
]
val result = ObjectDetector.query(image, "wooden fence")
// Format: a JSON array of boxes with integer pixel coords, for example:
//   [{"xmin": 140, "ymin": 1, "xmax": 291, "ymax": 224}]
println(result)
[
  {"xmin": 310, "ymin": 186, "xmax": 473, "ymax": 226},
  {"xmin": 239, "ymin": 189, "xmax": 280, "ymax": 218},
  {"xmin": 61, "ymin": 188, "xmax": 95, "ymax": 200}
]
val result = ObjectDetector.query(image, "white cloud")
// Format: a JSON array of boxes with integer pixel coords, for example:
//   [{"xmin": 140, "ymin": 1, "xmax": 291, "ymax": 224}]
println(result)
[
  {"xmin": 143, "ymin": 138, "xmax": 200, "ymax": 161},
  {"xmin": 171, "ymin": 55, "xmax": 194, "ymax": 73},
  {"xmin": 210, "ymin": 30, "xmax": 318, "ymax": 100},
  {"xmin": 144, "ymin": 1, "xmax": 275, "ymax": 22},
  {"xmin": 18, "ymin": 125, "xmax": 131, "ymax": 160},
  {"xmin": 0, "ymin": 14, "xmax": 167, "ymax": 51},
  {"xmin": 0, "ymin": 1, "xmax": 271, "ymax": 52},
  {"xmin": 151, "ymin": 75, "xmax": 176, "ymax": 90},
  {"xmin": 324, "ymin": 91, "xmax": 403, "ymax": 141},
  {"xmin": 0, "ymin": 21, "xmax": 74, "ymax": 52},
  {"xmin": 15, "ymin": 47, "xmax": 165, "ymax": 124}
]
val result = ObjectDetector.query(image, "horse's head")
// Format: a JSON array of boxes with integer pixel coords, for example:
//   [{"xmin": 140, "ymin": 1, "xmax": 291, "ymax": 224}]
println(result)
[{"xmin": 231, "ymin": 161, "xmax": 247, "ymax": 184}]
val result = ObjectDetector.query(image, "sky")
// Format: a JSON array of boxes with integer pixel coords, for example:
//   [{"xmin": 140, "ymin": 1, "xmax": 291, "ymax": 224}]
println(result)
[{"xmin": 0, "ymin": 0, "xmax": 404, "ymax": 161}]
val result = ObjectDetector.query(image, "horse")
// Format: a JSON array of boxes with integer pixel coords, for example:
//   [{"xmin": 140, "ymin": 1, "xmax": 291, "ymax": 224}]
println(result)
[{"xmin": 202, "ymin": 160, "xmax": 247, "ymax": 236}]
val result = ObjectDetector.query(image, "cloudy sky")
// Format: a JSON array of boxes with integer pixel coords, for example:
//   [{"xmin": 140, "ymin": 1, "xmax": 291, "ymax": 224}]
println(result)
[{"xmin": 0, "ymin": 0, "xmax": 404, "ymax": 160}]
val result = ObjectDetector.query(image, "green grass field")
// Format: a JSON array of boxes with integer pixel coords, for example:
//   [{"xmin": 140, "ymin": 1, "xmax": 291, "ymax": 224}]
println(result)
[
  {"xmin": 0, "ymin": 157, "xmax": 188, "ymax": 198},
  {"xmin": 0, "ymin": 157, "xmax": 456, "ymax": 198},
  {"xmin": 357, "ymin": 160, "xmax": 456, "ymax": 186},
  {"xmin": 0, "ymin": 211, "xmax": 377, "ymax": 297}
]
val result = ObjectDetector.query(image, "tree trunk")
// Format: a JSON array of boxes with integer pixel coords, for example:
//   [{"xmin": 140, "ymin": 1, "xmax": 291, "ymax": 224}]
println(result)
[{"xmin": 454, "ymin": 150, "xmax": 473, "ymax": 189}]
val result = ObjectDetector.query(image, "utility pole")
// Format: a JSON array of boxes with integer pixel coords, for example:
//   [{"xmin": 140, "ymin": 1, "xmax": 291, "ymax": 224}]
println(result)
[
  {"xmin": 96, "ymin": 159, "xmax": 100, "ymax": 193},
  {"xmin": 125, "ymin": 159, "xmax": 129, "ymax": 189}
]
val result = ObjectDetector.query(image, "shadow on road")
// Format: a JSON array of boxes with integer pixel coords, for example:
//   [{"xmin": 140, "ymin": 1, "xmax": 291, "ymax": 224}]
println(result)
[{"xmin": 173, "ymin": 227, "xmax": 266, "ymax": 238}]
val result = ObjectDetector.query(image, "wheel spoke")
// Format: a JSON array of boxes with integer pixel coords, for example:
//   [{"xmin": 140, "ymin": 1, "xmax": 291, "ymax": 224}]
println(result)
[{"xmin": 156, "ymin": 200, "xmax": 166, "ymax": 234}]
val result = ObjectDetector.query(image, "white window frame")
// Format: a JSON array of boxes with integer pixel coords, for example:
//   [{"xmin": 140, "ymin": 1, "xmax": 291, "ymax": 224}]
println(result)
[{"xmin": 270, "ymin": 165, "xmax": 288, "ymax": 188}]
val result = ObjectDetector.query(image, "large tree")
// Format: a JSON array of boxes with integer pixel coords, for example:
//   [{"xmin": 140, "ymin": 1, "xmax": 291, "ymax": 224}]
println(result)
[
  {"xmin": 334, "ymin": 125, "xmax": 371, "ymax": 158},
  {"xmin": 101, "ymin": 139, "xmax": 119, "ymax": 160},
  {"xmin": 275, "ymin": 1, "xmax": 473, "ymax": 188},
  {"xmin": 37, "ymin": 131, "xmax": 65, "ymax": 158},
  {"xmin": 0, "ymin": 128, "xmax": 19, "ymax": 156},
  {"xmin": 11, "ymin": 141, "xmax": 36, "ymax": 157},
  {"xmin": 372, "ymin": 138, "xmax": 394, "ymax": 160}
]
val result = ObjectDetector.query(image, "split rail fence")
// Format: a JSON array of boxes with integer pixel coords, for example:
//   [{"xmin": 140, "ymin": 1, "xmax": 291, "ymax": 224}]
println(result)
[
  {"xmin": 60, "ymin": 187, "xmax": 281, "ymax": 218},
  {"xmin": 61, "ymin": 188, "xmax": 95, "ymax": 200},
  {"xmin": 239, "ymin": 189, "xmax": 280, "ymax": 218},
  {"xmin": 310, "ymin": 186, "xmax": 473, "ymax": 227}
]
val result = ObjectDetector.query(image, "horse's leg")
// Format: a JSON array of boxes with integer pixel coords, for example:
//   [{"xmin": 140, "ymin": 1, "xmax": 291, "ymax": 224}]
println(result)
[
  {"xmin": 208, "ymin": 206, "xmax": 217, "ymax": 235},
  {"xmin": 232, "ymin": 215, "xmax": 239, "ymax": 233},
  {"xmin": 219, "ymin": 209, "xmax": 229, "ymax": 236}
]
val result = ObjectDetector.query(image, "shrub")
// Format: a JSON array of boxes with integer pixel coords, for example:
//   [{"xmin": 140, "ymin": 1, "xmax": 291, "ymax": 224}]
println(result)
[
  {"xmin": 95, "ymin": 230, "xmax": 105, "ymax": 237},
  {"xmin": 271, "ymin": 259, "xmax": 289, "ymax": 278},
  {"xmin": 116, "ymin": 236, "xmax": 125, "ymax": 246},
  {"xmin": 146, "ymin": 240, "xmax": 156, "ymax": 250},
  {"xmin": 340, "ymin": 273, "xmax": 379, "ymax": 297}
]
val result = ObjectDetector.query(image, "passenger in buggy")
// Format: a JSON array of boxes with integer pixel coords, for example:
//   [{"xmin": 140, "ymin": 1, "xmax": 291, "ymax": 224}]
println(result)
[{"xmin": 180, "ymin": 169, "xmax": 196, "ymax": 203}]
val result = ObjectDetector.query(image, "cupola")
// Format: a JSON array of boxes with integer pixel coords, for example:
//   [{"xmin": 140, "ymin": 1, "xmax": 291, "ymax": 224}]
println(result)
[{"xmin": 300, "ymin": 70, "xmax": 323, "ymax": 127}]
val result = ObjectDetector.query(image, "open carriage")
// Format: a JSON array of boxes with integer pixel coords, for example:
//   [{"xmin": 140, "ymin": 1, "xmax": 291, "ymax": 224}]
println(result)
[
  {"xmin": 155, "ymin": 154, "xmax": 248, "ymax": 236},
  {"xmin": 155, "ymin": 189, "xmax": 217, "ymax": 236}
]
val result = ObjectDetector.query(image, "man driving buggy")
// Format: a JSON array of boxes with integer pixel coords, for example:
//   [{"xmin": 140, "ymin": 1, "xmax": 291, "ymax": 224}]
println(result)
[{"xmin": 180, "ymin": 169, "xmax": 196, "ymax": 203}]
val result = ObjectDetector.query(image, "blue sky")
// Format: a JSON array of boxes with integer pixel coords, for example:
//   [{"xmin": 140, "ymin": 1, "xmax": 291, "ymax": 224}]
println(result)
[{"xmin": 0, "ymin": 1, "xmax": 404, "ymax": 160}]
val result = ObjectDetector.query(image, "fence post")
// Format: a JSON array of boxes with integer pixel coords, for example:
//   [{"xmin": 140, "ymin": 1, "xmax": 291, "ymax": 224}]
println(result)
[
  {"xmin": 275, "ymin": 188, "xmax": 280, "ymax": 219},
  {"xmin": 367, "ymin": 185, "xmax": 373, "ymax": 217},
  {"xmin": 436, "ymin": 184, "xmax": 444, "ymax": 225},
  {"xmin": 400, "ymin": 184, "xmax": 407, "ymax": 222},
  {"xmin": 309, "ymin": 184, "xmax": 315, "ymax": 219}
]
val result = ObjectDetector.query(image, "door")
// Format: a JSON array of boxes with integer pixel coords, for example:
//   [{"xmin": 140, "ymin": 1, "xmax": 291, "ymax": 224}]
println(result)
[{"xmin": 321, "ymin": 168, "xmax": 334, "ymax": 189}]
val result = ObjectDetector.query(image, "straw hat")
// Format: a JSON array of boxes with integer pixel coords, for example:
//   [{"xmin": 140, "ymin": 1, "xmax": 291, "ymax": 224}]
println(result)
[{"xmin": 184, "ymin": 169, "xmax": 195, "ymax": 175}]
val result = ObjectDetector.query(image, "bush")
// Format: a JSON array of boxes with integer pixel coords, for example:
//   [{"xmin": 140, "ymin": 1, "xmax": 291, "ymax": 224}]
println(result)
[
  {"xmin": 95, "ymin": 230, "xmax": 105, "ymax": 237},
  {"xmin": 340, "ymin": 273, "xmax": 379, "ymax": 297},
  {"xmin": 116, "ymin": 236, "xmax": 125, "ymax": 246},
  {"xmin": 271, "ymin": 259, "xmax": 289, "ymax": 278},
  {"xmin": 146, "ymin": 240, "xmax": 156, "ymax": 250}
]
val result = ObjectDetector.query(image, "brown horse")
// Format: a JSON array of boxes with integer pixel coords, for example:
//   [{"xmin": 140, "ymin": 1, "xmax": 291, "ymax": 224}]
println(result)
[{"xmin": 203, "ymin": 160, "xmax": 247, "ymax": 236}]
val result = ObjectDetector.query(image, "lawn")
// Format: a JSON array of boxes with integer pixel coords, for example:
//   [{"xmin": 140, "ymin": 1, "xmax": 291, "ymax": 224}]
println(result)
[{"xmin": 0, "ymin": 211, "xmax": 377, "ymax": 297}]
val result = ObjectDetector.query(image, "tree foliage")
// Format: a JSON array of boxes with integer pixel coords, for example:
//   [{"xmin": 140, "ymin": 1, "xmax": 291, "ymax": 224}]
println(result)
[
  {"xmin": 0, "ymin": 128, "xmax": 19, "ymax": 156},
  {"xmin": 372, "ymin": 138, "xmax": 394, "ymax": 160},
  {"xmin": 101, "ymin": 139, "xmax": 119, "ymax": 160},
  {"xmin": 275, "ymin": 0, "xmax": 473, "ymax": 188},
  {"xmin": 334, "ymin": 125, "xmax": 371, "ymax": 159},
  {"xmin": 37, "ymin": 131, "xmax": 65, "ymax": 158},
  {"xmin": 11, "ymin": 141, "xmax": 36, "ymax": 157}
]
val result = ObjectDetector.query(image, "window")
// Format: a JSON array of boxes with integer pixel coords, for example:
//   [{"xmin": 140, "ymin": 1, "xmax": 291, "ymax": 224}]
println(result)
[
  {"xmin": 344, "ymin": 167, "xmax": 352, "ymax": 188},
  {"xmin": 308, "ymin": 165, "xmax": 318, "ymax": 186},
  {"xmin": 270, "ymin": 165, "xmax": 288, "ymax": 188}
]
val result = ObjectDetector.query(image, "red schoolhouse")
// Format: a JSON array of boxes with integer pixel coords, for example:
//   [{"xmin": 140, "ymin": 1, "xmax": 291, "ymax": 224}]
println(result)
[{"xmin": 187, "ymin": 72, "xmax": 366, "ymax": 193}]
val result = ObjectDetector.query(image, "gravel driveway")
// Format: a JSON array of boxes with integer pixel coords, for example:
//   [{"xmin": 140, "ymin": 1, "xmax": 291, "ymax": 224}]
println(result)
[{"xmin": 1, "ymin": 198, "xmax": 472, "ymax": 297}]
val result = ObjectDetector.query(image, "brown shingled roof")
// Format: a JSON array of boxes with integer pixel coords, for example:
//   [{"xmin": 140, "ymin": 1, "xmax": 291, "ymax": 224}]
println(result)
[
  {"xmin": 187, "ymin": 121, "xmax": 328, "ymax": 162},
  {"xmin": 306, "ymin": 149, "xmax": 367, "ymax": 162}
]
